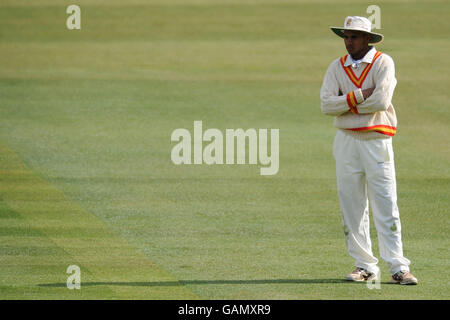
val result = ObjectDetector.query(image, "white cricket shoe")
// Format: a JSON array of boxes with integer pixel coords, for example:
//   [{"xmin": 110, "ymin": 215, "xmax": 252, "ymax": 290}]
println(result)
[
  {"xmin": 345, "ymin": 267, "xmax": 377, "ymax": 282},
  {"xmin": 391, "ymin": 270, "xmax": 418, "ymax": 285}
]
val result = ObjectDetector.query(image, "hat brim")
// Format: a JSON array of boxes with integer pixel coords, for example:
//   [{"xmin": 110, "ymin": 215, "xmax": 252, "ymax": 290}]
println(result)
[{"xmin": 330, "ymin": 27, "xmax": 384, "ymax": 44}]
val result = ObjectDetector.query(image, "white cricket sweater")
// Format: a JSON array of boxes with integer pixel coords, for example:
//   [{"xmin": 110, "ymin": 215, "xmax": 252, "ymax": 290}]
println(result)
[{"xmin": 320, "ymin": 46, "xmax": 398, "ymax": 140}]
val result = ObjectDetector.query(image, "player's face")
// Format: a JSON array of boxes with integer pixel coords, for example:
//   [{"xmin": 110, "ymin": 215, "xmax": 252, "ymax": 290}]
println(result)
[{"xmin": 343, "ymin": 30, "xmax": 370, "ymax": 59}]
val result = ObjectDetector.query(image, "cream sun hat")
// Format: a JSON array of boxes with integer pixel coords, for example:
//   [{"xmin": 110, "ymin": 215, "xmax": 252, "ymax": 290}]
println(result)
[{"xmin": 330, "ymin": 16, "xmax": 384, "ymax": 44}]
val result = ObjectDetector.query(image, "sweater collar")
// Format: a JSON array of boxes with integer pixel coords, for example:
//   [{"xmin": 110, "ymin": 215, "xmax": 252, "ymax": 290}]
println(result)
[{"xmin": 344, "ymin": 46, "xmax": 377, "ymax": 66}]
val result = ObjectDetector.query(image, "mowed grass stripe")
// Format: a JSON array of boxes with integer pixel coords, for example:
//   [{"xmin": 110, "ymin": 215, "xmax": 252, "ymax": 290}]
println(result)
[
  {"xmin": 0, "ymin": 142, "xmax": 198, "ymax": 299},
  {"xmin": 0, "ymin": 198, "xmax": 120, "ymax": 299}
]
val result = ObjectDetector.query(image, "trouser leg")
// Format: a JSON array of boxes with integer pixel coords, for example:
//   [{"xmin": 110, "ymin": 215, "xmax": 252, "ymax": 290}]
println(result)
[
  {"xmin": 333, "ymin": 130, "xmax": 379, "ymax": 274},
  {"xmin": 361, "ymin": 137, "xmax": 411, "ymax": 274}
]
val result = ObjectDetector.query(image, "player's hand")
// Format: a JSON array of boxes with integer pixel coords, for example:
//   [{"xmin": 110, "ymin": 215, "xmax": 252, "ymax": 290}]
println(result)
[{"xmin": 362, "ymin": 87, "xmax": 375, "ymax": 100}]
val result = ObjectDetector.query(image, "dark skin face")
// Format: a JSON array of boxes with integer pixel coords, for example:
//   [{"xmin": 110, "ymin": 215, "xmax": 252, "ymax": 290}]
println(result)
[
  {"xmin": 343, "ymin": 30, "xmax": 371, "ymax": 60},
  {"xmin": 343, "ymin": 30, "xmax": 375, "ymax": 99}
]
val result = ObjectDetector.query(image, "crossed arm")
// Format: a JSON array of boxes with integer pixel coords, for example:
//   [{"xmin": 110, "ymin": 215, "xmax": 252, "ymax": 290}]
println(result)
[
  {"xmin": 361, "ymin": 87, "xmax": 375, "ymax": 100},
  {"xmin": 320, "ymin": 56, "xmax": 397, "ymax": 116}
]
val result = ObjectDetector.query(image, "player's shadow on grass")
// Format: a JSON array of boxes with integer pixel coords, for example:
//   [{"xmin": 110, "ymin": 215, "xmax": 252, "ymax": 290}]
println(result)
[{"xmin": 38, "ymin": 278, "xmax": 384, "ymax": 288}]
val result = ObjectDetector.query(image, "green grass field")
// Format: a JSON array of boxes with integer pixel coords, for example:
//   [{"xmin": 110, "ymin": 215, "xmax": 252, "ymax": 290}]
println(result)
[{"xmin": 0, "ymin": 0, "xmax": 449, "ymax": 299}]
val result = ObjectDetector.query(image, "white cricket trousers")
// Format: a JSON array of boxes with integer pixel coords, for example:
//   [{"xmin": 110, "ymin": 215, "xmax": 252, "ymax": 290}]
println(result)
[{"xmin": 333, "ymin": 129, "xmax": 410, "ymax": 275}]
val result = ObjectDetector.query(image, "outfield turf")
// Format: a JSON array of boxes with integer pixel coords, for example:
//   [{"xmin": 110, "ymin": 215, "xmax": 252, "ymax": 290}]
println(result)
[{"xmin": 0, "ymin": 0, "xmax": 449, "ymax": 299}]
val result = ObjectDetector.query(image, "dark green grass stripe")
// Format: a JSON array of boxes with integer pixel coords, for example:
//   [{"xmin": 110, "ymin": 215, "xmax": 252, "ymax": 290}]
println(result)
[{"xmin": 0, "ymin": 141, "xmax": 198, "ymax": 299}]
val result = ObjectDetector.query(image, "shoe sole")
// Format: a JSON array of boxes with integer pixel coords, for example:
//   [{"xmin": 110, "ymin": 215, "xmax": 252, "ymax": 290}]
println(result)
[
  {"xmin": 391, "ymin": 279, "xmax": 418, "ymax": 285},
  {"xmin": 346, "ymin": 275, "xmax": 377, "ymax": 282}
]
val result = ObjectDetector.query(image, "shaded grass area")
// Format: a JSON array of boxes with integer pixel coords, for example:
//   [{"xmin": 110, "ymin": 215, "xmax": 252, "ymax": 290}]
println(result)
[{"xmin": 0, "ymin": 145, "xmax": 198, "ymax": 299}]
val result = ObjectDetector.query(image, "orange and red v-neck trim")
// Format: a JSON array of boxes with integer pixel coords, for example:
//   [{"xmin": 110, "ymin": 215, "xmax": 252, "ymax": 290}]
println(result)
[{"xmin": 340, "ymin": 51, "xmax": 383, "ymax": 88}]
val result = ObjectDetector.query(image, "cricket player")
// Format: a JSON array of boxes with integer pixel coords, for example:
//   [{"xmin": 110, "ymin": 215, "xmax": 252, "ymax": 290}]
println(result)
[{"xmin": 320, "ymin": 16, "xmax": 418, "ymax": 285}]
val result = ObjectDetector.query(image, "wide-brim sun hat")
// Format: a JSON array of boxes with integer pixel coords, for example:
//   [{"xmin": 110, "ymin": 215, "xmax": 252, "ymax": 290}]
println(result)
[{"xmin": 330, "ymin": 16, "xmax": 384, "ymax": 44}]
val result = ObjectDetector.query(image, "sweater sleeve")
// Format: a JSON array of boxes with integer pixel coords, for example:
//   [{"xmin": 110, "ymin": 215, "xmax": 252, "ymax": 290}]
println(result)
[
  {"xmin": 354, "ymin": 55, "xmax": 397, "ymax": 114},
  {"xmin": 320, "ymin": 61, "xmax": 352, "ymax": 116}
]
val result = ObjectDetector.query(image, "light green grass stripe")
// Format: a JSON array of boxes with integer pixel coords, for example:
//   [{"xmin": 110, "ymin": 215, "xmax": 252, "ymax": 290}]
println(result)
[{"xmin": 0, "ymin": 142, "xmax": 198, "ymax": 299}]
